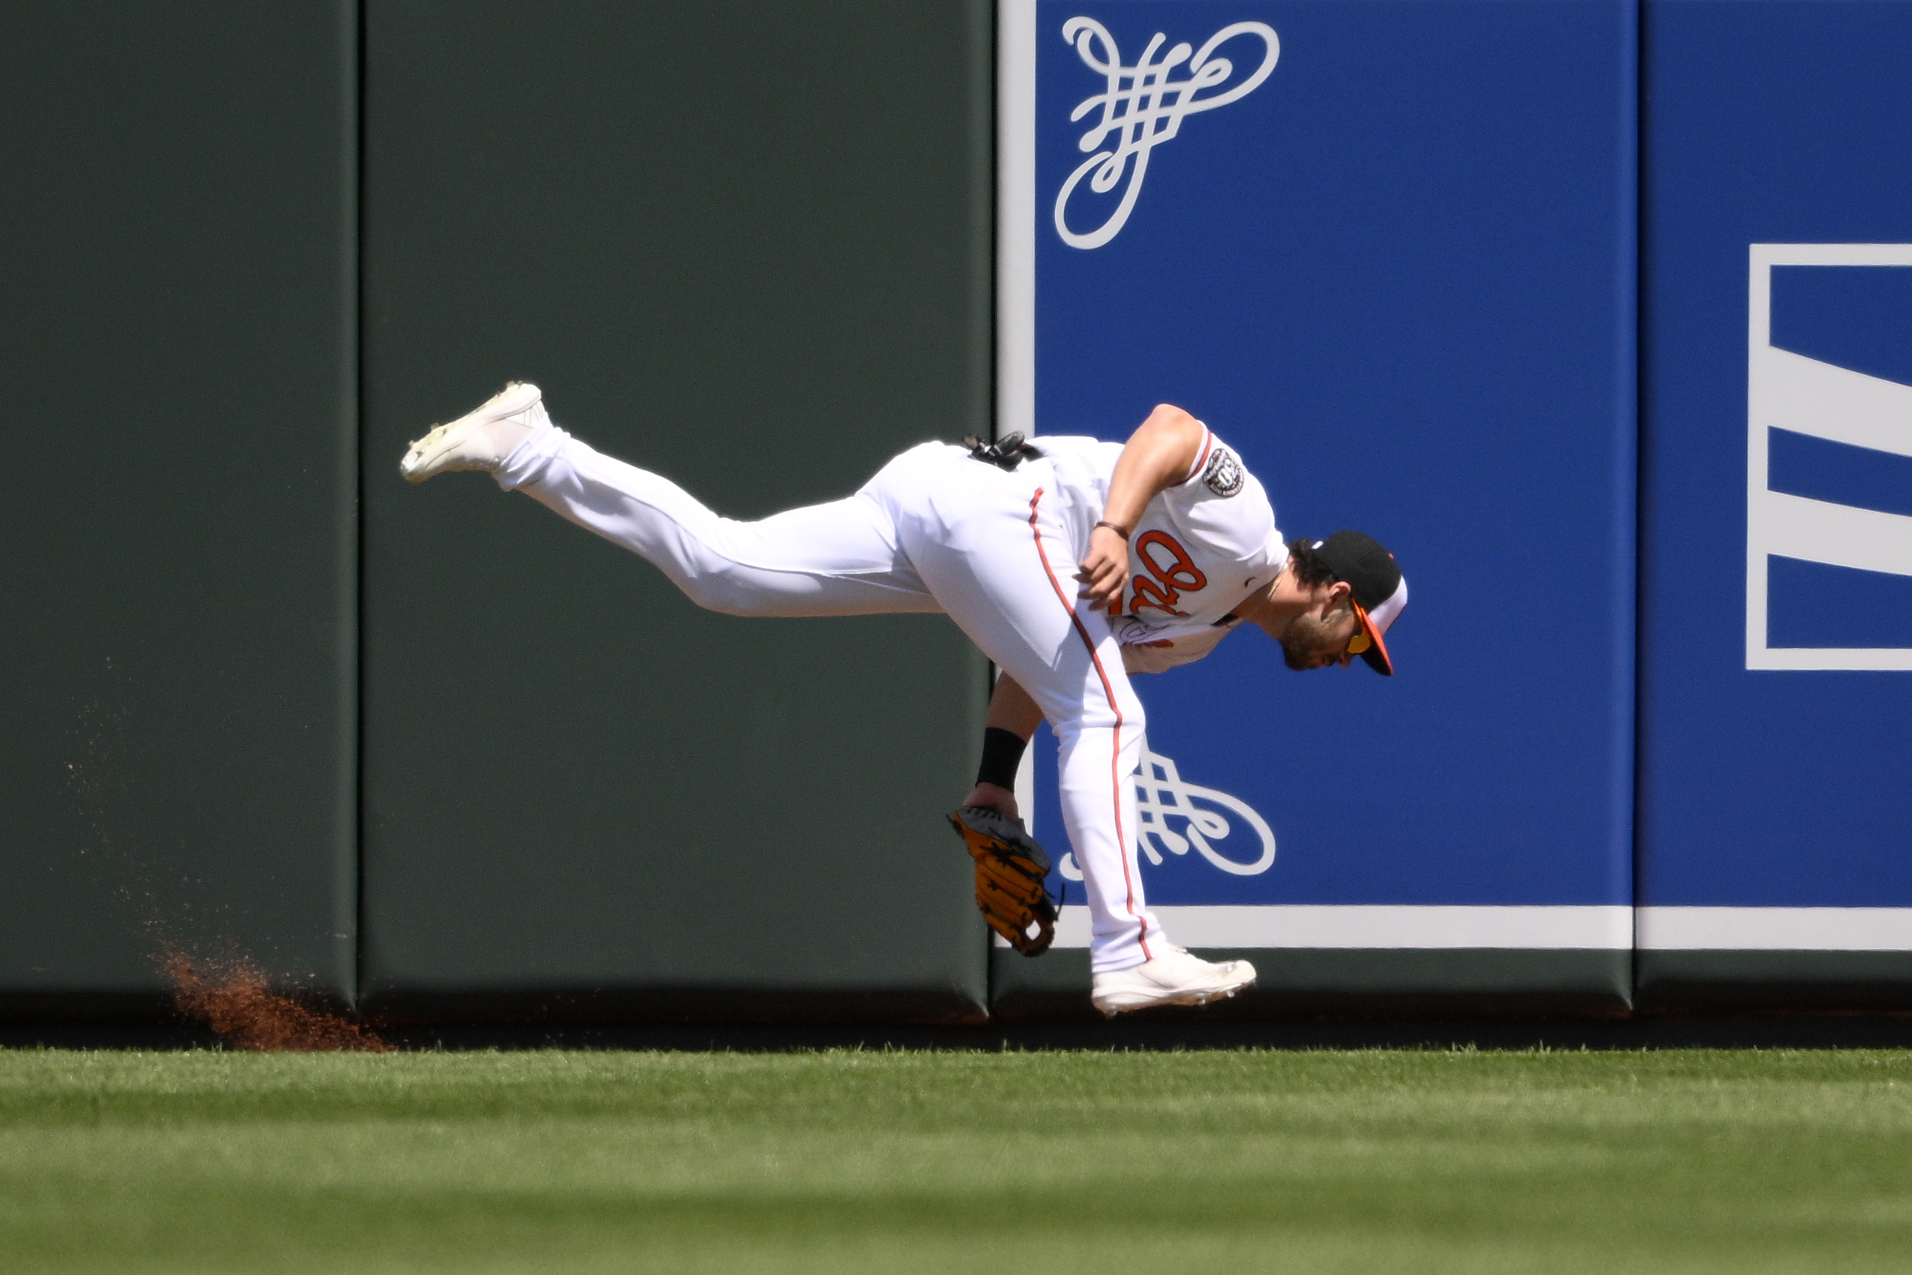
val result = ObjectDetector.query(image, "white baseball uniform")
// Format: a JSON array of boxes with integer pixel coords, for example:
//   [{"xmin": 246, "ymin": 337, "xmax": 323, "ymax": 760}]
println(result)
[{"xmin": 495, "ymin": 413, "xmax": 1285, "ymax": 972}]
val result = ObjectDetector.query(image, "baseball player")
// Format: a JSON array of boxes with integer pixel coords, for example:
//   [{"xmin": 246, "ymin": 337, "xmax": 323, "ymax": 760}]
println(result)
[{"xmin": 401, "ymin": 384, "xmax": 1407, "ymax": 1015}]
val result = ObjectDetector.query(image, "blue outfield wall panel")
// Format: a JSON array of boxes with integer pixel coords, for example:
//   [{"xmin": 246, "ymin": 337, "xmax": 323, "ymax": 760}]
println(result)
[
  {"xmin": 1638, "ymin": 0, "xmax": 1912, "ymax": 1006},
  {"xmin": 998, "ymin": 0, "xmax": 1636, "ymax": 1012}
]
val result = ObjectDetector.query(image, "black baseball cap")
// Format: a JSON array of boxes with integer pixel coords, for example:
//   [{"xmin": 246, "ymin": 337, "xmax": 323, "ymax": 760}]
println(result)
[{"xmin": 1311, "ymin": 531, "xmax": 1407, "ymax": 675}]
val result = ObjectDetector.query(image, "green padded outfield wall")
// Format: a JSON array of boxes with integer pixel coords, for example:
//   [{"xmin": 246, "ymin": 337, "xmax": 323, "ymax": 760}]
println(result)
[
  {"xmin": 0, "ymin": 2, "xmax": 359, "ymax": 1012},
  {"xmin": 359, "ymin": 0, "xmax": 995, "ymax": 1022}
]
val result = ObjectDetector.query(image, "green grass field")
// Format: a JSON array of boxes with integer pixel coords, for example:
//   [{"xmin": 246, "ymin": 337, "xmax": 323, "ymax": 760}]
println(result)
[{"xmin": 4, "ymin": 1047, "xmax": 1911, "ymax": 1273}]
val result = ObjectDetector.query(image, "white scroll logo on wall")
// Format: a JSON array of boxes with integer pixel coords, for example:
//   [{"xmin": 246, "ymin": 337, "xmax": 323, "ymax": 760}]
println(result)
[
  {"xmin": 1055, "ymin": 17, "xmax": 1279, "ymax": 249},
  {"xmin": 1746, "ymin": 244, "xmax": 1912, "ymax": 670},
  {"xmin": 1058, "ymin": 745, "xmax": 1276, "ymax": 881}
]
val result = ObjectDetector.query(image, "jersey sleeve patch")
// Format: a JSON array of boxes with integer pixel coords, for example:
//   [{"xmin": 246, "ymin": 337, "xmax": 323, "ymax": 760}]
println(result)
[{"xmin": 1201, "ymin": 445, "xmax": 1245, "ymax": 497}]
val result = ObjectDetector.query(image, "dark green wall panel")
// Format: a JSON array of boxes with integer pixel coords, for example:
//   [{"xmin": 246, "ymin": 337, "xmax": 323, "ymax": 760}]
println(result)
[
  {"xmin": 360, "ymin": 0, "xmax": 993, "ymax": 1021},
  {"xmin": 1637, "ymin": 952, "xmax": 1912, "ymax": 1013},
  {"xmin": 0, "ymin": 2, "xmax": 359, "ymax": 1009}
]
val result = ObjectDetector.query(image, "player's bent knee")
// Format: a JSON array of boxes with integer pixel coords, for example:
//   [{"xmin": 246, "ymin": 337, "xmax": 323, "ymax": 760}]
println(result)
[{"xmin": 1051, "ymin": 706, "xmax": 1148, "ymax": 747}]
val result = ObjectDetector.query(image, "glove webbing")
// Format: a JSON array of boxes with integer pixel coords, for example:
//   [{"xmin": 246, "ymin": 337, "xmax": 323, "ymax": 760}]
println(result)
[{"xmin": 948, "ymin": 805, "xmax": 1058, "ymax": 957}]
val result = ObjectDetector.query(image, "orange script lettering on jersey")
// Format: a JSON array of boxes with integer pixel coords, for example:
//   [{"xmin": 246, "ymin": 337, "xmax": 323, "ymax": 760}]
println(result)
[{"xmin": 1126, "ymin": 530, "xmax": 1208, "ymax": 617}]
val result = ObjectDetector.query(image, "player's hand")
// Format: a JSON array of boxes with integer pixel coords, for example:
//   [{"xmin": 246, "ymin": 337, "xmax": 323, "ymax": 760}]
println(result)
[
  {"xmin": 1074, "ymin": 524, "xmax": 1129, "ymax": 611},
  {"xmin": 961, "ymin": 782, "xmax": 1019, "ymax": 824}
]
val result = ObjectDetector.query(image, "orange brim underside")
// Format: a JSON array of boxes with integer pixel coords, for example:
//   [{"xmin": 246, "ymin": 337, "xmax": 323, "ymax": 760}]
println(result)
[{"xmin": 1352, "ymin": 600, "xmax": 1394, "ymax": 675}]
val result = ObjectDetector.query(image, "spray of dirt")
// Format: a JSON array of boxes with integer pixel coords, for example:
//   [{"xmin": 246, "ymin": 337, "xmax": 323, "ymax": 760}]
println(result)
[
  {"xmin": 160, "ymin": 950, "xmax": 391, "ymax": 1052},
  {"xmin": 63, "ymin": 672, "xmax": 390, "ymax": 1053}
]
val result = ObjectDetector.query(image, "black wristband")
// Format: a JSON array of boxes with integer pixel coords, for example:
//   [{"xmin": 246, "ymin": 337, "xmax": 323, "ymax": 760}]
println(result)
[{"xmin": 976, "ymin": 726, "xmax": 1029, "ymax": 791}]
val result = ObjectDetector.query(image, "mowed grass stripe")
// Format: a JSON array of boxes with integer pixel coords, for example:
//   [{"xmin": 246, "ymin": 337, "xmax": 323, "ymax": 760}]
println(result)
[{"xmin": 2, "ymin": 1048, "xmax": 1910, "ymax": 1273}]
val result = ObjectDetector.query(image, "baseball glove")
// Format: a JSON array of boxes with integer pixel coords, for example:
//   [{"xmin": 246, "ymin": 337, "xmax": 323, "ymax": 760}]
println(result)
[{"xmin": 948, "ymin": 805, "xmax": 1057, "ymax": 956}]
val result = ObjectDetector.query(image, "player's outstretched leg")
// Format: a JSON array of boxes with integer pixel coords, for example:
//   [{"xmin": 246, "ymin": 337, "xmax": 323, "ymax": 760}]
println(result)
[
  {"xmin": 400, "ymin": 383, "xmax": 546, "ymax": 482},
  {"xmin": 402, "ymin": 384, "xmax": 942, "ymax": 619}
]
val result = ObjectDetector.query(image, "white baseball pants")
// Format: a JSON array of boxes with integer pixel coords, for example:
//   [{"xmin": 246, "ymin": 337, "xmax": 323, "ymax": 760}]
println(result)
[{"xmin": 496, "ymin": 424, "xmax": 1166, "ymax": 972}]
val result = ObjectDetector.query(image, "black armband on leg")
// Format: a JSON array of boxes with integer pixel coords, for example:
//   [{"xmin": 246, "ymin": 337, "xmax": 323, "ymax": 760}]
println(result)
[{"xmin": 976, "ymin": 726, "xmax": 1029, "ymax": 792}]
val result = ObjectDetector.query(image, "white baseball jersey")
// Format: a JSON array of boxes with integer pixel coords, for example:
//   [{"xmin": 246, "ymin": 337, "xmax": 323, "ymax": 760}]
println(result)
[
  {"xmin": 1033, "ymin": 429, "xmax": 1288, "ymax": 675},
  {"xmin": 489, "ymin": 412, "xmax": 1284, "ymax": 974}
]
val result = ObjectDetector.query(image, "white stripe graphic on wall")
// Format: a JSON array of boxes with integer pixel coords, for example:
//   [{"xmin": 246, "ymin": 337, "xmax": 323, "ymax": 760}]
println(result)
[
  {"xmin": 1639, "ymin": 907, "xmax": 1912, "ymax": 951},
  {"xmin": 1746, "ymin": 242, "xmax": 1912, "ymax": 671},
  {"xmin": 996, "ymin": 905, "xmax": 1633, "ymax": 950}
]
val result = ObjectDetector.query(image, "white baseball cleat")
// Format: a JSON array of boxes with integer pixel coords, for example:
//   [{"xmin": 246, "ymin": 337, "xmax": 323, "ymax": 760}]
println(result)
[
  {"xmin": 400, "ymin": 382, "xmax": 546, "ymax": 483},
  {"xmin": 1090, "ymin": 948, "xmax": 1258, "ymax": 1017}
]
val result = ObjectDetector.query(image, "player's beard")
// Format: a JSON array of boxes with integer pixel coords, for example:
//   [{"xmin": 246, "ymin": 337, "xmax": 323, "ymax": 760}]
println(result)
[{"xmin": 1280, "ymin": 606, "xmax": 1351, "ymax": 670}]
